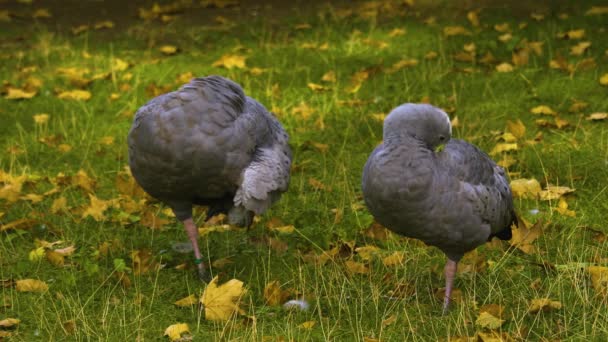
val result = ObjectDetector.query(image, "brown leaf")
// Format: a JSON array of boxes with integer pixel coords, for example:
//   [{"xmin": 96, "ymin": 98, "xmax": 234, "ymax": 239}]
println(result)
[
  {"xmin": 382, "ymin": 251, "xmax": 405, "ymax": 267},
  {"xmin": 570, "ymin": 42, "xmax": 591, "ymax": 56},
  {"xmin": 263, "ymin": 280, "xmax": 291, "ymax": 306},
  {"xmin": 528, "ymin": 298, "xmax": 562, "ymax": 313},
  {"xmin": 362, "ymin": 221, "xmax": 391, "ymax": 240},
  {"xmin": 587, "ymin": 266, "xmax": 608, "ymax": 296},
  {"xmin": 510, "ymin": 219, "xmax": 543, "ymax": 254}
]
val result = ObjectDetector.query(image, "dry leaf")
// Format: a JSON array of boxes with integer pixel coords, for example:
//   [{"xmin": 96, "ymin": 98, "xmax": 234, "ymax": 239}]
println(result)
[
  {"xmin": 0, "ymin": 318, "xmax": 20, "ymax": 328},
  {"xmin": 5, "ymin": 87, "xmax": 37, "ymax": 99},
  {"xmin": 200, "ymin": 276, "xmax": 246, "ymax": 321},
  {"xmin": 382, "ymin": 314, "xmax": 397, "ymax": 327},
  {"xmin": 57, "ymin": 90, "xmax": 92, "ymax": 101},
  {"xmin": 363, "ymin": 221, "xmax": 390, "ymax": 240},
  {"xmin": 467, "ymin": 11, "xmax": 480, "ymax": 27},
  {"xmin": 490, "ymin": 143, "xmax": 517, "ymax": 155},
  {"xmin": 389, "ymin": 28, "xmax": 406, "ymax": 36},
  {"xmin": 81, "ymin": 194, "xmax": 110, "ymax": 221},
  {"xmin": 174, "ymin": 294, "xmax": 198, "ymax": 307},
  {"xmin": 600, "ymin": 73, "xmax": 608, "ymax": 86},
  {"xmin": 355, "ymin": 245, "xmax": 380, "ymax": 261},
  {"xmin": 164, "ymin": 323, "xmax": 190, "ymax": 341},
  {"xmin": 495, "ymin": 63, "xmax": 514, "ymax": 73},
  {"xmin": 345, "ymin": 260, "xmax": 369, "ymax": 274},
  {"xmin": 268, "ymin": 225, "xmax": 295, "ymax": 234},
  {"xmin": 382, "ymin": 251, "xmax": 405, "ymax": 266},
  {"xmin": 586, "ymin": 113, "xmax": 608, "ymax": 121},
  {"xmin": 307, "ymin": 83, "xmax": 328, "ymax": 92},
  {"xmin": 528, "ymin": 298, "xmax": 562, "ymax": 313},
  {"xmin": 298, "ymin": 321, "xmax": 316, "ymax": 329},
  {"xmin": 476, "ymin": 311, "xmax": 505, "ymax": 330},
  {"xmin": 587, "ymin": 266, "xmax": 608, "ymax": 296},
  {"xmin": 586, "ymin": 6, "xmax": 608, "ymax": 15},
  {"xmin": 94, "ymin": 20, "xmax": 114, "ymax": 29},
  {"xmin": 510, "ymin": 219, "xmax": 543, "ymax": 254},
  {"xmin": 530, "ymin": 105, "xmax": 556, "ymax": 115},
  {"xmin": 506, "ymin": 119, "xmax": 526, "ymax": 139},
  {"xmin": 33, "ymin": 113, "xmax": 50, "ymax": 124},
  {"xmin": 263, "ymin": 280, "xmax": 291, "ymax": 306},
  {"xmin": 570, "ymin": 42, "xmax": 591, "ymax": 56},
  {"xmin": 16, "ymin": 279, "xmax": 49, "ymax": 292},
  {"xmin": 212, "ymin": 54, "xmax": 246, "ymax": 69},
  {"xmin": 539, "ymin": 185, "xmax": 575, "ymax": 200},
  {"xmin": 321, "ymin": 71, "xmax": 336, "ymax": 83},
  {"xmin": 443, "ymin": 26, "xmax": 471, "ymax": 36},
  {"xmin": 160, "ymin": 45, "xmax": 178, "ymax": 55}
]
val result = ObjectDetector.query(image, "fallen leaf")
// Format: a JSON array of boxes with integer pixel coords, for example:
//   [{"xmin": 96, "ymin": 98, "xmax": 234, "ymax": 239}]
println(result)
[
  {"xmin": 495, "ymin": 63, "xmax": 514, "ymax": 73},
  {"xmin": 174, "ymin": 294, "xmax": 198, "ymax": 307},
  {"xmin": 94, "ymin": 20, "xmax": 114, "ymax": 29},
  {"xmin": 355, "ymin": 245, "xmax": 380, "ymax": 261},
  {"xmin": 382, "ymin": 314, "xmax": 397, "ymax": 327},
  {"xmin": 444, "ymin": 26, "xmax": 471, "ymax": 36},
  {"xmin": 298, "ymin": 321, "xmax": 316, "ymax": 329},
  {"xmin": 363, "ymin": 221, "xmax": 391, "ymax": 240},
  {"xmin": 528, "ymin": 298, "xmax": 562, "ymax": 313},
  {"xmin": 586, "ymin": 113, "xmax": 608, "ymax": 121},
  {"xmin": 131, "ymin": 249, "xmax": 159, "ymax": 275},
  {"xmin": 321, "ymin": 71, "xmax": 336, "ymax": 83},
  {"xmin": 467, "ymin": 11, "xmax": 480, "ymax": 27},
  {"xmin": 386, "ymin": 59, "xmax": 418, "ymax": 73},
  {"xmin": 291, "ymin": 102, "xmax": 315, "ymax": 119},
  {"xmin": 160, "ymin": 45, "xmax": 178, "ymax": 55},
  {"xmin": 263, "ymin": 280, "xmax": 291, "ymax": 306},
  {"xmin": 530, "ymin": 105, "xmax": 556, "ymax": 115},
  {"xmin": 382, "ymin": 251, "xmax": 405, "ymax": 266},
  {"xmin": 212, "ymin": 54, "xmax": 246, "ymax": 69},
  {"xmin": 506, "ymin": 119, "xmax": 526, "ymax": 139},
  {"xmin": 32, "ymin": 8, "xmax": 52, "ymax": 18},
  {"xmin": 345, "ymin": 260, "xmax": 369, "ymax": 274},
  {"xmin": 307, "ymin": 83, "xmax": 328, "ymax": 92},
  {"xmin": 5, "ymin": 87, "xmax": 37, "ymax": 99},
  {"xmin": 490, "ymin": 143, "xmax": 518, "ymax": 155},
  {"xmin": 558, "ymin": 29, "xmax": 585, "ymax": 40},
  {"xmin": 494, "ymin": 23, "xmax": 510, "ymax": 32},
  {"xmin": 164, "ymin": 323, "xmax": 190, "ymax": 341},
  {"xmin": 586, "ymin": 6, "xmax": 608, "ymax": 15},
  {"xmin": 16, "ymin": 279, "xmax": 49, "ymax": 292},
  {"xmin": 0, "ymin": 318, "xmax": 19, "ymax": 328},
  {"xmin": 82, "ymin": 194, "xmax": 110, "ymax": 221},
  {"xmin": 476, "ymin": 311, "xmax": 505, "ymax": 330},
  {"xmin": 539, "ymin": 185, "xmax": 575, "ymax": 201},
  {"xmin": 268, "ymin": 225, "xmax": 295, "ymax": 234},
  {"xmin": 510, "ymin": 219, "xmax": 543, "ymax": 254},
  {"xmin": 600, "ymin": 73, "xmax": 608, "ymax": 86},
  {"xmin": 33, "ymin": 113, "xmax": 50, "ymax": 124},
  {"xmin": 200, "ymin": 276, "xmax": 246, "ymax": 321},
  {"xmin": 57, "ymin": 90, "xmax": 92, "ymax": 101},
  {"xmin": 587, "ymin": 266, "xmax": 608, "ymax": 296},
  {"xmin": 570, "ymin": 42, "xmax": 591, "ymax": 56},
  {"xmin": 346, "ymin": 69, "xmax": 370, "ymax": 93}
]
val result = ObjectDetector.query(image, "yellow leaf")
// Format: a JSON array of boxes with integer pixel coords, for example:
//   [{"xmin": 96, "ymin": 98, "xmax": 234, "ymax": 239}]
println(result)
[
  {"xmin": 386, "ymin": 59, "xmax": 418, "ymax": 73},
  {"xmin": 160, "ymin": 45, "xmax": 178, "ymax": 55},
  {"xmin": 81, "ymin": 194, "xmax": 110, "ymax": 221},
  {"xmin": 16, "ymin": 279, "xmax": 49, "ymax": 292},
  {"xmin": 174, "ymin": 294, "xmax": 198, "ymax": 307},
  {"xmin": 530, "ymin": 105, "xmax": 556, "ymax": 116},
  {"xmin": 131, "ymin": 249, "xmax": 160, "ymax": 275},
  {"xmin": 494, "ymin": 23, "xmax": 510, "ymax": 32},
  {"xmin": 510, "ymin": 179, "xmax": 541, "ymax": 199},
  {"xmin": 489, "ymin": 143, "xmax": 517, "ymax": 155},
  {"xmin": 528, "ymin": 298, "xmax": 562, "ymax": 313},
  {"xmin": 467, "ymin": 11, "xmax": 479, "ymax": 27},
  {"xmin": 388, "ymin": 28, "xmax": 406, "ymax": 36},
  {"xmin": 475, "ymin": 311, "xmax": 505, "ymax": 330},
  {"xmin": 94, "ymin": 20, "xmax": 114, "ymax": 29},
  {"xmin": 0, "ymin": 318, "xmax": 20, "ymax": 328},
  {"xmin": 268, "ymin": 225, "xmax": 295, "ymax": 234},
  {"xmin": 495, "ymin": 63, "xmax": 513, "ymax": 73},
  {"xmin": 5, "ymin": 87, "xmax": 37, "ymax": 99},
  {"xmin": 33, "ymin": 113, "xmax": 50, "ymax": 124},
  {"xmin": 586, "ymin": 6, "xmax": 608, "ymax": 15},
  {"xmin": 600, "ymin": 73, "xmax": 608, "ymax": 86},
  {"xmin": 32, "ymin": 8, "xmax": 52, "ymax": 18},
  {"xmin": 57, "ymin": 90, "xmax": 91, "ymax": 101},
  {"xmin": 587, "ymin": 266, "xmax": 608, "ymax": 296},
  {"xmin": 71, "ymin": 24, "xmax": 89, "ymax": 35},
  {"xmin": 99, "ymin": 136, "xmax": 115, "ymax": 145},
  {"xmin": 54, "ymin": 245, "xmax": 76, "ymax": 256},
  {"xmin": 382, "ymin": 314, "xmax": 397, "ymax": 327},
  {"xmin": 443, "ymin": 26, "xmax": 471, "ymax": 36},
  {"xmin": 362, "ymin": 222, "xmax": 391, "ymax": 241},
  {"xmin": 112, "ymin": 58, "xmax": 129, "ymax": 72},
  {"xmin": 382, "ymin": 251, "xmax": 405, "ymax": 266},
  {"xmin": 212, "ymin": 54, "xmax": 246, "ymax": 69},
  {"xmin": 586, "ymin": 112, "xmax": 608, "ymax": 121},
  {"xmin": 163, "ymin": 323, "xmax": 190, "ymax": 341},
  {"xmin": 355, "ymin": 245, "xmax": 380, "ymax": 261},
  {"xmin": 321, "ymin": 71, "xmax": 336, "ymax": 83},
  {"xmin": 29, "ymin": 247, "xmax": 45, "ymax": 261},
  {"xmin": 72, "ymin": 169, "xmax": 96, "ymax": 192},
  {"xmin": 46, "ymin": 249, "xmax": 65, "ymax": 266},
  {"xmin": 298, "ymin": 321, "xmax": 316, "ymax": 329},
  {"xmin": 539, "ymin": 185, "xmax": 575, "ymax": 201},
  {"xmin": 263, "ymin": 280, "xmax": 291, "ymax": 306},
  {"xmin": 558, "ymin": 29, "xmax": 585, "ymax": 40},
  {"xmin": 200, "ymin": 276, "xmax": 247, "ymax": 321},
  {"xmin": 510, "ymin": 220, "xmax": 543, "ymax": 254},
  {"xmin": 555, "ymin": 198, "xmax": 576, "ymax": 217},
  {"xmin": 212, "ymin": 257, "xmax": 233, "ymax": 268},
  {"xmin": 307, "ymin": 83, "xmax": 328, "ymax": 92},
  {"xmin": 570, "ymin": 41, "xmax": 591, "ymax": 56},
  {"xmin": 291, "ymin": 102, "xmax": 315, "ymax": 119},
  {"xmin": 345, "ymin": 260, "xmax": 369, "ymax": 274},
  {"xmin": 370, "ymin": 113, "xmax": 387, "ymax": 122},
  {"xmin": 506, "ymin": 119, "xmax": 526, "ymax": 139},
  {"xmin": 498, "ymin": 33, "xmax": 512, "ymax": 42},
  {"xmin": 346, "ymin": 69, "xmax": 369, "ymax": 94}
]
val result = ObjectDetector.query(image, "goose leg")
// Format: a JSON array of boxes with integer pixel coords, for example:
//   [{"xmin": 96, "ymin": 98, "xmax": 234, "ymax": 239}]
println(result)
[
  {"xmin": 183, "ymin": 217, "xmax": 209, "ymax": 282},
  {"xmin": 442, "ymin": 259, "xmax": 458, "ymax": 315}
]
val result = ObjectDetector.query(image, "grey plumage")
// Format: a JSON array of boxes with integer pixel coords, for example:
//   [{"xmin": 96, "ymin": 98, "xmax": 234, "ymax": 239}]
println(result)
[
  {"xmin": 362, "ymin": 103, "xmax": 514, "ymax": 312},
  {"xmin": 128, "ymin": 75, "xmax": 292, "ymax": 279}
]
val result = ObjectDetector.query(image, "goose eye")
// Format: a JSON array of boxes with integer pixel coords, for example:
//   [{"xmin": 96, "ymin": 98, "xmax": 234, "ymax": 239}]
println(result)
[{"xmin": 439, "ymin": 135, "xmax": 446, "ymax": 141}]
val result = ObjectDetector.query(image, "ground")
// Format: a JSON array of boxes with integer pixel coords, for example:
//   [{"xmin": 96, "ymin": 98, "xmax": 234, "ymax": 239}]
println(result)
[{"xmin": 1, "ymin": 0, "xmax": 607, "ymax": 341}]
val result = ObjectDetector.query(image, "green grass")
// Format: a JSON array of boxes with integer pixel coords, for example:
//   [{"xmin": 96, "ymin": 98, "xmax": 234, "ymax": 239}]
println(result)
[{"xmin": 1, "ymin": 0, "xmax": 608, "ymax": 340}]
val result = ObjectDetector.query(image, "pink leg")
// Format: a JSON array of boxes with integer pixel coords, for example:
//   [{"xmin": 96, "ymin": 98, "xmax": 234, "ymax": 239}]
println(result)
[
  {"xmin": 442, "ymin": 259, "xmax": 458, "ymax": 315},
  {"xmin": 183, "ymin": 218, "xmax": 208, "ymax": 281}
]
